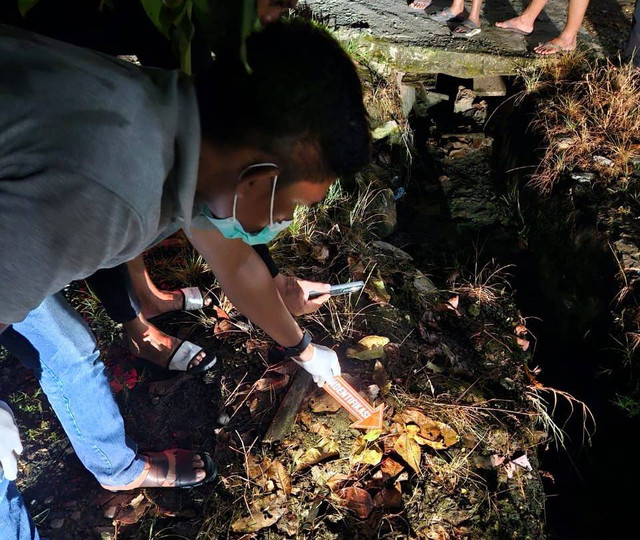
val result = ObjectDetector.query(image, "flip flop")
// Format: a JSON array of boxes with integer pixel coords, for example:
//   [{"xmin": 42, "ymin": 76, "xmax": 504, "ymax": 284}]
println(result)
[
  {"xmin": 428, "ymin": 8, "xmax": 460, "ymax": 23},
  {"xmin": 534, "ymin": 41, "xmax": 575, "ymax": 56},
  {"xmin": 180, "ymin": 287, "xmax": 208, "ymax": 311},
  {"xmin": 453, "ymin": 19, "xmax": 481, "ymax": 38},
  {"xmin": 133, "ymin": 339, "xmax": 217, "ymax": 374},
  {"xmin": 101, "ymin": 449, "xmax": 217, "ymax": 491},
  {"xmin": 408, "ymin": 0, "xmax": 432, "ymax": 9},
  {"xmin": 494, "ymin": 21, "xmax": 532, "ymax": 36},
  {"xmin": 165, "ymin": 340, "xmax": 217, "ymax": 374}
]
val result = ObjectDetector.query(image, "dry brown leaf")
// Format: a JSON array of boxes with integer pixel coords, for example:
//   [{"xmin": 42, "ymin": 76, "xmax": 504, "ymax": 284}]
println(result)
[
  {"xmin": 276, "ymin": 510, "xmax": 299, "ymax": 536},
  {"xmin": 380, "ymin": 457, "xmax": 404, "ymax": 478},
  {"xmin": 397, "ymin": 409, "xmax": 459, "ymax": 450},
  {"xmin": 267, "ymin": 460, "xmax": 292, "ymax": 496},
  {"xmin": 214, "ymin": 319, "xmax": 236, "ymax": 335},
  {"xmin": 516, "ymin": 337, "xmax": 530, "ymax": 351},
  {"xmin": 394, "ymin": 433, "xmax": 421, "ymax": 474},
  {"xmin": 293, "ymin": 438, "xmax": 339, "ymax": 470},
  {"xmin": 309, "ymin": 421, "xmax": 333, "ymax": 437},
  {"xmin": 373, "ymin": 360, "xmax": 391, "ymax": 395},
  {"xmin": 335, "ymin": 487, "xmax": 374, "ymax": 519},
  {"xmin": 231, "ymin": 494, "xmax": 287, "ymax": 533},
  {"xmin": 326, "ymin": 473, "xmax": 351, "ymax": 492},
  {"xmin": 514, "ymin": 324, "xmax": 528, "ymax": 336},
  {"xmin": 308, "ymin": 392, "xmax": 341, "ymax": 413},
  {"xmin": 373, "ymin": 487, "xmax": 403, "ymax": 509},
  {"xmin": 311, "ymin": 243, "xmax": 330, "ymax": 262},
  {"xmin": 213, "ymin": 305, "xmax": 230, "ymax": 320}
]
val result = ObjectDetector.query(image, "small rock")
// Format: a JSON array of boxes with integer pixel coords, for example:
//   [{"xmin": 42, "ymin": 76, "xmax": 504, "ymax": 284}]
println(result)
[
  {"xmin": 413, "ymin": 271, "xmax": 437, "ymax": 294},
  {"xmin": 570, "ymin": 172, "xmax": 597, "ymax": 183},
  {"xmin": 594, "ymin": 155, "xmax": 614, "ymax": 167},
  {"xmin": 453, "ymin": 86, "xmax": 476, "ymax": 114},
  {"xmin": 50, "ymin": 518, "xmax": 65, "ymax": 529},
  {"xmin": 70, "ymin": 511, "xmax": 82, "ymax": 521},
  {"xmin": 372, "ymin": 240, "xmax": 412, "ymax": 261}
]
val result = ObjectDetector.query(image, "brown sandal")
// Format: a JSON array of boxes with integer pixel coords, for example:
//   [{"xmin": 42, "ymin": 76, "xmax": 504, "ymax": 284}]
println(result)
[{"xmin": 101, "ymin": 449, "xmax": 217, "ymax": 491}]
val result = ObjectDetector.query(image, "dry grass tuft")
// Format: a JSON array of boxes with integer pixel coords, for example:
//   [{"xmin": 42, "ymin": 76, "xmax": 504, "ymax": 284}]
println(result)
[{"xmin": 521, "ymin": 57, "xmax": 640, "ymax": 193}]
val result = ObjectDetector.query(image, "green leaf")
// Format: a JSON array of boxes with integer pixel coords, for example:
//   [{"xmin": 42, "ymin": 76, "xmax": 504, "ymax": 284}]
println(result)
[
  {"xmin": 18, "ymin": 0, "xmax": 40, "ymax": 17},
  {"xmin": 240, "ymin": 0, "xmax": 259, "ymax": 72},
  {"xmin": 140, "ymin": 0, "xmax": 175, "ymax": 37}
]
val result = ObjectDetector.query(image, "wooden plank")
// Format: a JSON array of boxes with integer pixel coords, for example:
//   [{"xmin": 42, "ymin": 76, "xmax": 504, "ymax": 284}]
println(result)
[{"xmin": 263, "ymin": 369, "xmax": 312, "ymax": 443}]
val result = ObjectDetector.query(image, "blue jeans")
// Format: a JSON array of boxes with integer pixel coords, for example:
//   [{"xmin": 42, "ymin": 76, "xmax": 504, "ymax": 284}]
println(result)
[
  {"xmin": 0, "ymin": 475, "xmax": 41, "ymax": 540},
  {"xmin": 0, "ymin": 293, "xmax": 146, "ymax": 537}
]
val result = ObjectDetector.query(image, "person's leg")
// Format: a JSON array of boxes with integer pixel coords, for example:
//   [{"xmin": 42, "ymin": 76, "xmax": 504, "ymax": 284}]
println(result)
[
  {"xmin": 0, "ymin": 476, "xmax": 41, "ymax": 540},
  {"xmin": 534, "ymin": 0, "xmax": 589, "ymax": 54},
  {"xmin": 623, "ymin": 0, "xmax": 640, "ymax": 66},
  {"xmin": 0, "ymin": 294, "xmax": 207, "ymax": 488},
  {"xmin": 126, "ymin": 255, "xmax": 211, "ymax": 319},
  {"xmin": 495, "ymin": 0, "xmax": 548, "ymax": 34},
  {"xmin": 86, "ymin": 265, "xmax": 206, "ymax": 369},
  {"xmin": 0, "ymin": 293, "xmax": 145, "ymax": 486},
  {"xmin": 468, "ymin": 0, "xmax": 482, "ymax": 27}
]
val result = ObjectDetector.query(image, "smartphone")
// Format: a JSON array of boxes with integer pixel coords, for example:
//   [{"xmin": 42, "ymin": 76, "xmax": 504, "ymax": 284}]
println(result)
[{"xmin": 308, "ymin": 281, "xmax": 365, "ymax": 299}]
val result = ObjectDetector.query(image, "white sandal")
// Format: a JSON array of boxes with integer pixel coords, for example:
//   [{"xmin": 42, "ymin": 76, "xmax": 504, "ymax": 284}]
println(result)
[{"xmin": 180, "ymin": 287, "xmax": 206, "ymax": 311}]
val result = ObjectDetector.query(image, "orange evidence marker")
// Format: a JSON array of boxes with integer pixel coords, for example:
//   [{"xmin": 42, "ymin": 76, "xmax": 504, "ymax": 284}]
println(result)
[{"xmin": 323, "ymin": 376, "xmax": 384, "ymax": 430}]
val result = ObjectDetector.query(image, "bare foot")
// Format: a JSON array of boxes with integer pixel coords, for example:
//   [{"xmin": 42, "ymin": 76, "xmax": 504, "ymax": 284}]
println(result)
[
  {"xmin": 495, "ymin": 16, "xmax": 534, "ymax": 35},
  {"xmin": 409, "ymin": 0, "xmax": 432, "ymax": 9},
  {"xmin": 125, "ymin": 315, "xmax": 206, "ymax": 369},
  {"xmin": 139, "ymin": 289, "xmax": 212, "ymax": 319},
  {"xmin": 534, "ymin": 35, "xmax": 576, "ymax": 55}
]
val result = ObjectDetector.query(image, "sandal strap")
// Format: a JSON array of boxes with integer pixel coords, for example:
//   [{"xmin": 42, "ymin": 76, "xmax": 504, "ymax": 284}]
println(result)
[
  {"xmin": 167, "ymin": 340, "xmax": 204, "ymax": 371},
  {"xmin": 181, "ymin": 287, "xmax": 204, "ymax": 310}
]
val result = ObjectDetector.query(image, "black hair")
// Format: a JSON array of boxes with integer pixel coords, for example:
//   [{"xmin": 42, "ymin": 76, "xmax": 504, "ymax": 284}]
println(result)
[{"xmin": 195, "ymin": 19, "xmax": 371, "ymax": 183}]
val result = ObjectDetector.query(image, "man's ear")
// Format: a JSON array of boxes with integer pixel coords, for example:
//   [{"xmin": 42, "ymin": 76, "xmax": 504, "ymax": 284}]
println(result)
[{"xmin": 236, "ymin": 163, "xmax": 281, "ymax": 200}]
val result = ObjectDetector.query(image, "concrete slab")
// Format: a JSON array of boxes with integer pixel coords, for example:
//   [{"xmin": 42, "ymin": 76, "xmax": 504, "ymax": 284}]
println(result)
[{"xmin": 305, "ymin": 0, "xmax": 634, "ymax": 77}]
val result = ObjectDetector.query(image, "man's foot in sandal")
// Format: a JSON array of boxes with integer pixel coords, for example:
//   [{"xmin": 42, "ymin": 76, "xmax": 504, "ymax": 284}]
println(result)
[
  {"xmin": 140, "ymin": 287, "xmax": 212, "ymax": 319},
  {"xmin": 101, "ymin": 450, "xmax": 217, "ymax": 491},
  {"xmin": 453, "ymin": 18, "xmax": 481, "ymax": 38},
  {"xmin": 408, "ymin": 1, "xmax": 432, "ymax": 10},
  {"xmin": 534, "ymin": 35, "xmax": 576, "ymax": 55},
  {"xmin": 125, "ymin": 314, "xmax": 216, "ymax": 373},
  {"xmin": 495, "ymin": 16, "xmax": 534, "ymax": 36}
]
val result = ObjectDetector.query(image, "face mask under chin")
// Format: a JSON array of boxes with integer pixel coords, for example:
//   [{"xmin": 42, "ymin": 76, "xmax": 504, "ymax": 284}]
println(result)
[{"xmin": 203, "ymin": 164, "xmax": 293, "ymax": 245}]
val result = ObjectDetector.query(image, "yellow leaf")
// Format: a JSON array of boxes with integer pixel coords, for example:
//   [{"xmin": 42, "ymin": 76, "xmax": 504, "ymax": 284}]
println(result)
[
  {"xmin": 346, "ymin": 347, "xmax": 385, "ymax": 361},
  {"xmin": 350, "ymin": 436, "xmax": 383, "ymax": 466},
  {"xmin": 358, "ymin": 336, "xmax": 390, "ymax": 349},
  {"xmin": 362, "ymin": 428, "xmax": 382, "ymax": 442},
  {"xmin": 394, "ymin": 433, "xmax": 421, "ymax": 474}
]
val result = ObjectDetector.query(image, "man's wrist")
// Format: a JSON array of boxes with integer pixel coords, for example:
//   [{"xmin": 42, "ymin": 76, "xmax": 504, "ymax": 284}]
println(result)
[{"xmin": 295, "ymin": 343, "xmax": 314, "ymax": 362}]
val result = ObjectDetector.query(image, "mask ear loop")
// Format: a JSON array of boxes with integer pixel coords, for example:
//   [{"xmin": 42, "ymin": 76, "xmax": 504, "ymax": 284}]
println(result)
[
  {"xmin": 269, "ymin": 175, "xmax": 279, "ymax": 226},
  {"xmin": 235, "ymin": 163, "xmax": 279, "ymax": 225}
]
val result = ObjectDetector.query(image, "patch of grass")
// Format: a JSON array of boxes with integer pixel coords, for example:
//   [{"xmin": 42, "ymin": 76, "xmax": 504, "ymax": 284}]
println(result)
[{"xmin": 519, "ymin": 56, "xmax": 640, "ymax": 193}]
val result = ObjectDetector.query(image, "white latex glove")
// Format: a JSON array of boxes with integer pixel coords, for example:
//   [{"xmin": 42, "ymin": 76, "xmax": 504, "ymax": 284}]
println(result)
[
  {"xmin": 294, "ymin": 344, "xmax": 341, "ymax": 387},
  {"xmin": 0, "ymin": 401, "xmax": 23, "ymax": 481}
]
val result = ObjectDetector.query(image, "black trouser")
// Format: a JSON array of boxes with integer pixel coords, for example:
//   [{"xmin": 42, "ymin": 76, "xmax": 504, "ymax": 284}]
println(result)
[
  {"xmin": 85, "ymin": 245, "xmax": 280, "ymax": 324},
  {"xmin": 624, "ymin": 1, "xmax": 640, "ymax": 67},
  {"xmin": 86, "ymin": 264, "xmax": 140, "ymax": 324}
]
